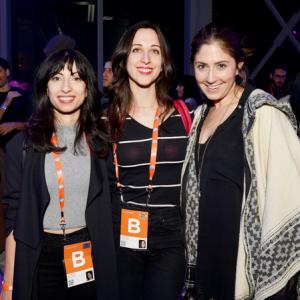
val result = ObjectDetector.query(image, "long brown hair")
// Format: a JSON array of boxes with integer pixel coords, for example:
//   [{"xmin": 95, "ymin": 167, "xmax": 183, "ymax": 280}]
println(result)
[{"xmin": 107, "ymin": 21, "xmax": 175, "ymax": 141}]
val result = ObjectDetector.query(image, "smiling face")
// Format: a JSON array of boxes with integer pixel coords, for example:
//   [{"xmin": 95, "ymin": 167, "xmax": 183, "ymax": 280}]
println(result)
[
  {"xmin": 126, "ymin": 28, "xmax": 162, "ymax": 90},
  {"xmin": 47, "ymin": 63, "xmax": 87, "ymax": 124},
  {"xmin": 193, "ymin": 41, "xmax": 243, "ymax": 104}
]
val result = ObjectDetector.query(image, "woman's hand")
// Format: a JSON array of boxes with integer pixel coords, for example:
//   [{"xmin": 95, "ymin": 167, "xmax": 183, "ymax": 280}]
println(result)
[
  {"xmin": 4, "ymin": 91, "xmax": 22, "ymax": 107},
  {"xmin": 0, "ymin": 233, "xmax": 15, "ymax": 300},
  {"xmin": 180, "ymin": 286, "xmax": 197, "ymax": 300},
  {"xmin": 0, "ymin": 290, "xmax": 13, "ymax": 300}
]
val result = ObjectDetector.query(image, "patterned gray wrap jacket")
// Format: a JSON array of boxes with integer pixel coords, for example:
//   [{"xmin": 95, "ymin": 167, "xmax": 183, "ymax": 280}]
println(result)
[{"xmin": 181, "ymin": 88, "xmax": 300, "ymax": 299}]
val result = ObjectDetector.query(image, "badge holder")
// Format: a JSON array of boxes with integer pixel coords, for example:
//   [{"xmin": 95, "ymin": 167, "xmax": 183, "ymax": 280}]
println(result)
[
  {"xmin": 63, "ymin": 240, "xmax": 95, "ymax": 288},
  {"xmin": 120, "ymin": 208, "xmax": 149, "ymax": 250},
  {"xmin": 114, "ymin": 109, "xmax": 160, "ymax": 251},
  {"xmin": 51, "ymin": 134, "xmax": 95, "ymax": 288}
]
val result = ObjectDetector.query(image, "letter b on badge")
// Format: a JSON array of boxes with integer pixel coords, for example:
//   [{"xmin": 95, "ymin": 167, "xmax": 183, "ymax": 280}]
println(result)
[
  {"xmin": 72, "ymin": 251, "xmax": 86, "ymax": 268},
  {"xmin": 128, "ymin": 218, "xmax": 140, "ymax": 233}
]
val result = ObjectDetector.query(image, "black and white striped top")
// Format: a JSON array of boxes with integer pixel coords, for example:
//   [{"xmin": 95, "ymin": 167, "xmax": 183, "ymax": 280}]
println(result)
[{"xmin": 108, "ymin": 108, "xmax": 193, "ymax": 208}]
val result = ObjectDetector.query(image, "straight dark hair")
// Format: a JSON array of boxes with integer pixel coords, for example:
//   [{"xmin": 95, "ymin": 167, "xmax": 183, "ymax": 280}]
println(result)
[
  {"xmin": 27, "ymin": 48, "xmax": 108, "ymax": 156},
  {"xmin": 107, "ymin": 21, "xmax": 175, "ymax": 140}
]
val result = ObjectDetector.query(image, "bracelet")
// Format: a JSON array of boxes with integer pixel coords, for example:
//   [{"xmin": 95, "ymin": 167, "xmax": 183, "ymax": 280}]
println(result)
[
  {"xmin": 0, "ymin": 103, "xmax": 8, "ymax": 110},
  {"xmin": 2, "ymin": 280, "xmax": 13, "ymax": 291}
]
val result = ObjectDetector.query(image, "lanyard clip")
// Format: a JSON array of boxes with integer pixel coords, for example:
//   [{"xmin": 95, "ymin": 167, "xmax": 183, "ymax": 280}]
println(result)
[
  {"xmin": 119, "ymin": 189, "xmax": 124, "ymax": 202},
  {"xmin": 117, "ymin": 182, "xmax": 125, "ymax": 202},
  {"xmin": 146, "ymin": 185, "xmax": 153, "ymax": 206},
  {"xmin": 146, "ymin": 184, "xmax": 153, "ymax": 193},
  {"xmin": 60, "ymin": 222, "xmax": 66, "ymax": 240}
]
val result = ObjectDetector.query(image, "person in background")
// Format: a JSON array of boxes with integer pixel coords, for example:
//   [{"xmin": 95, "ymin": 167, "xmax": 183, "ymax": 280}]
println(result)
[
  {"xmin": 107, "ymin": 21, "xmax": 192, "ymax": 300},
  {"xmin": 100, "ymin": 60, "xmax": 113, "ymax": 109},
  {"xmin": 0, "ymin": 57, "xmax": 29, "ymax": 151},
  {"xmin": 0, "ymin": 58, "xmax": 30, "ymax": 251},
  {"xmin": 0, "ymin": 49, "xmax": 118, "ymax": 300},
  {"xmin": 181, "ymin": 23, "xmax": 300, "ymax": 299},
  {"xmin": 175, "ymin": 74, "xmax": 200, "ymax": 109},
  {"xmin": 103, "ymin": 60, "xmax": 113, "ymax": 89},
  {"xmin": 267, "ymin": 63, "xmax": 289, "ymax": 99},
  {"xmin": 281, "ymin": 72, "xmax": 300, "ymax": 134}
]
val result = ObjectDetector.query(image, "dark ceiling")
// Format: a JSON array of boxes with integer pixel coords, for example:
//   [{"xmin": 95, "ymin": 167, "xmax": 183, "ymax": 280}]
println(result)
[{"xmin": 10, "ymin": 0, "xmax": 300, "ymax": 86}]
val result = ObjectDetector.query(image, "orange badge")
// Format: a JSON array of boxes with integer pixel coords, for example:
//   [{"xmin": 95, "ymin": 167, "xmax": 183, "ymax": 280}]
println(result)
[
  {"xmin": 120, "ymin": 209, "xmax": 149, "ymax": 249},
  {"xmin": 64, "ymin": 241, "xmax": 95, "ymax": 287}
]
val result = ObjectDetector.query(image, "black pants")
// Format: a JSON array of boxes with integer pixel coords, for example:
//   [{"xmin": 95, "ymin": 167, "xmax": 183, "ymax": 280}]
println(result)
[
  {"xmin": 117, "ymin": 246, "xmax": 185, "ymax": 300},
  {"xmin": 113, "ymin": 206, "xmax": 186, "ymax": 300},
  {"xmin": 36, "ymin": 228, "xmax": 97, "ymax": 300}
]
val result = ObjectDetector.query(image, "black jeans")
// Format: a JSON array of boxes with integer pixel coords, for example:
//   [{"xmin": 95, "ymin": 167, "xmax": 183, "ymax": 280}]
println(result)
[
  {"xmin": 117, "ymin": 246, "xmax": 185, "ymax": 300},
  {"xmin": 36, "ymin": 228, "xmax": 97, "ymax": 300},
  {"xmin": 113, "ymin": 206, "xmax": 186, "ymax": 300}
]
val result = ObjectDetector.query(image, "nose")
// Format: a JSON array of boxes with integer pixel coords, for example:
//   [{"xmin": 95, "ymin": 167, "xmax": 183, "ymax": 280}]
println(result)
[
  {"xmin": 206, "ymin": 67, "xmax": 216, "ymax": 83},
  {"xmin": 61, "ymin": 79, "xmax": 71, "ymax": 93},
  {"xmin": 141, "ymin": 51, "xmax": 150, "ymax": 64}
]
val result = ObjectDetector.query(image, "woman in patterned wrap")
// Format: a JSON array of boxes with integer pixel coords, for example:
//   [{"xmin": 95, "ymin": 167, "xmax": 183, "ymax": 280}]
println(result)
[{"xmin": 181, "ymin": 23, "xmax": 300, "ymax": 300}]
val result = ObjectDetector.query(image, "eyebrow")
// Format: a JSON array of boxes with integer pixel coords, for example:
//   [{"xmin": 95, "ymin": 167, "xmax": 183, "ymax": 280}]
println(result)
[
  {"xmin": 215, "ymin": 60, "xmax": 229, "ymax": 64},
  {"xmin": 131, "ymin": 43, "xmax": 161, "ymax": 48},
  {"xmin": 53, "ymin": 71, "xmax": 79, "ymax": 76},
  {"xmin": 194, "ymin": 60, "xmax": 229, "ymax": 64}
]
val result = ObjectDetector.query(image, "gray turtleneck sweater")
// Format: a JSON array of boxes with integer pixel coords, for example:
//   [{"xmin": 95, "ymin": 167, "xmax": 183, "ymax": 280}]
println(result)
[{"xmin": 43, "ymin": 125, "xmax": 91, "ymax": 230}]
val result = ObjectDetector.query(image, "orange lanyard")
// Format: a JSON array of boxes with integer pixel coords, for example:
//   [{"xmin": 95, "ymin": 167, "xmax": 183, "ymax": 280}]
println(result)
[
  {"xmin": 51, "ymin": 133, "xmax": 67, "ymax": 237},
  {"xmin": 113, "ymin": 108, "xmax": 160, "ymax": 201}
]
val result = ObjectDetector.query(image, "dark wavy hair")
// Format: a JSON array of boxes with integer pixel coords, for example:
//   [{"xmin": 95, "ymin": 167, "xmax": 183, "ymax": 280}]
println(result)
[
  {"xmin": 107, "ymin": 21, "xmax": 175, "ymax": 140},
  {"xmin": 190, "ymin": 23, "xmax": 249, "ymax": 87},
  {"xmin": 27, "ymin": 48, "xmax": 108, "ymax": 156}
]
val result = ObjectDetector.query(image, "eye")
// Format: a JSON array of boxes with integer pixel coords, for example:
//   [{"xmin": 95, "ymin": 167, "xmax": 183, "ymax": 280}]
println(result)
[
  {"xmin": 194, "ymin": 63, "xmax": 206, "ymax": 71},
  {"xmin": 217, "ymin": 63, "xmax": 227, "ymax": 70},
  {"xmin": 50, "ymin": 75, "xmax": 61, "ymax": 81},
  {"xmin": 131, "ymin": 47, "xmax": 141, "ymax": 53},
  {"xmin": 152, "ymin": 48, "xmax": 160, "ymax": 55},
  {"xmin": 72, "ymin": 76, "xmax": 82, "ymax": 81}
]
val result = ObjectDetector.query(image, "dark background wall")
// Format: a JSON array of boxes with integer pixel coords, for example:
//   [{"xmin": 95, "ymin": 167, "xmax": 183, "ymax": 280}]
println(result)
[{"xmin": 10, "ymin": 0, "xmax": 300, "ymax": 88}]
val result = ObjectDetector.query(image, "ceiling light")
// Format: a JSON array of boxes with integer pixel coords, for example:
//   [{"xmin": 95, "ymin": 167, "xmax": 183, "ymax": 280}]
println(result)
[
  {"xmin": 103, "ymin": 16, "xmax": 114, "ymax": 21},
  {"xmin": 74, "ymin": 1, "xmax": 90, "ymax": 5}
]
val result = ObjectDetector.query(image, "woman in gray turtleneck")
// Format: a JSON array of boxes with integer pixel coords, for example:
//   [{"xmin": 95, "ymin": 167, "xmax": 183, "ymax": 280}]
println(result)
[{"xmin": 1, "ymin": 49, "xmax": 118, "ymax": 300}]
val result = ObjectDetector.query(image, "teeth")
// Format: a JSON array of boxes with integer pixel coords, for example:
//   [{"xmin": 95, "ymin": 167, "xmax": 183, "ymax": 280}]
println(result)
[
  {"xmin": 207, "ymin": 85, "xmax": 219, "ymax": 89},
  {"xmin": 59, "ymin": 97, "xmax": 74, "ymax": 101},
  {"xmin": 138, "ymin": 68, "xmax": 152, "ymax": 71}
]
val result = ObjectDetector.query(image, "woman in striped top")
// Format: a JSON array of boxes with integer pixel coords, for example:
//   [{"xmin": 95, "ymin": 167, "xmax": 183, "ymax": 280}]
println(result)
[{"xmin": 106, "ymin": 21, "xmax": 192, "ymax": 300}]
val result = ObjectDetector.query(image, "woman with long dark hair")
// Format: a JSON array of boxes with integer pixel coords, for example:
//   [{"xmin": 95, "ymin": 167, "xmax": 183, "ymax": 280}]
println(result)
[
  {"xmin": 181, "ymin": 23, "xmax": 300, "ymax": 300},
  {"xmin": 107, "ymin": 21, "xmax": 192, "ymax": 299},
  {"xmin": 0, "ymin": 49, "xmax": 118, "ymax": 300}
]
